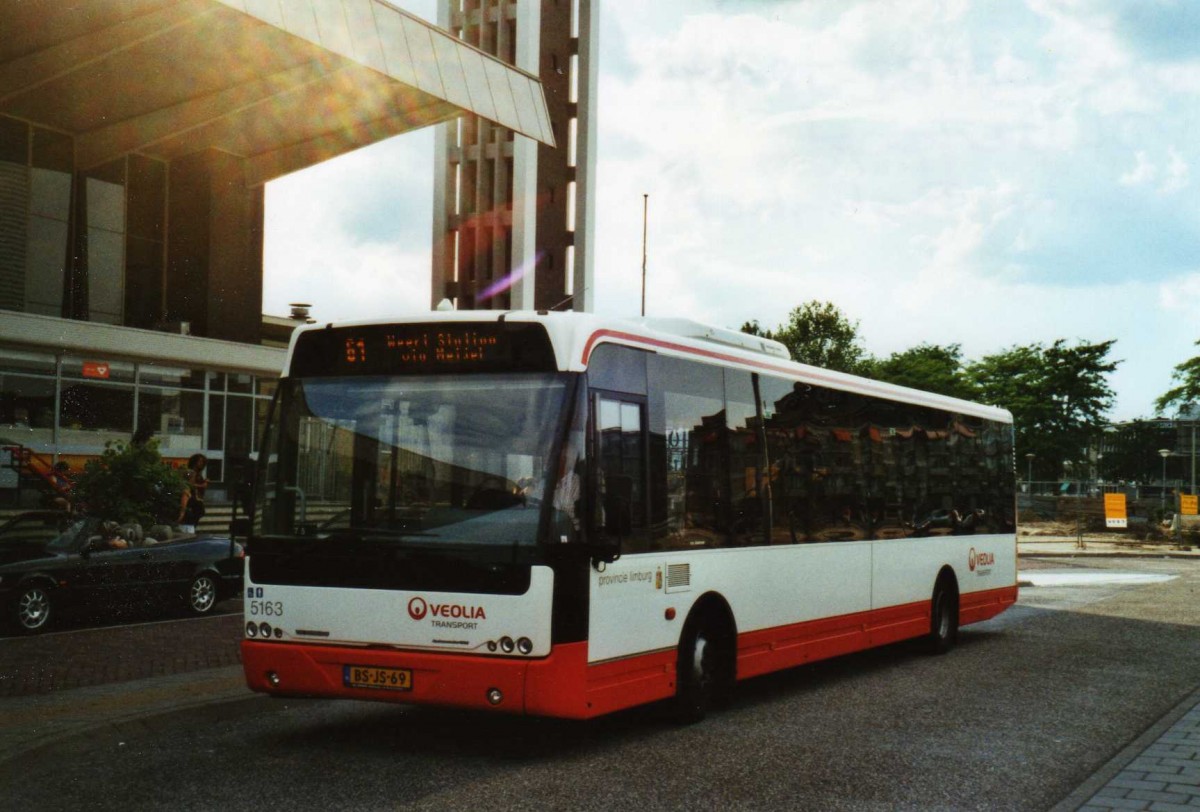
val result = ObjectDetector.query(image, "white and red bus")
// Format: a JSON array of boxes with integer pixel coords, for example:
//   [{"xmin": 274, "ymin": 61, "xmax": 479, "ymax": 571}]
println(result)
[{"xmin": 240, "ymin": 312, "xmax": 1016, "ymax": 720}]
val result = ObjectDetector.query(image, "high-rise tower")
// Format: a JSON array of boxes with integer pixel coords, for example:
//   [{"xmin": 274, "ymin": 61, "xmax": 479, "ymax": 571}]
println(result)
[{"xmin": 432, "ymin": 0, "xmax": 597, "ymax": 312}]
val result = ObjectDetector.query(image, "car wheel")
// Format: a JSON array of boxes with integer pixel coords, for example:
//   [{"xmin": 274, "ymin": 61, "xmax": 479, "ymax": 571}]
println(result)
[
  {"xmin": 15, "ymin": 584, "xmax": 53, "ymax": 634},
  {"xmin": 673, "ymin": 611, "xmax": 733, "ymax": 724},
  {"xmin": 187, "ymin": 574, "xmax": 219, "ymax": 615},
  {"xmin": 927, "ymin": 582, "xmax": 958, "ymax": 655}
]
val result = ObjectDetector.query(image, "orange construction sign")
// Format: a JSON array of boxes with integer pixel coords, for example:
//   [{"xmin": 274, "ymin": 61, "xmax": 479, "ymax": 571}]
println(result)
[
  {"xmin": 1182, "ymin": 494, "xmax": 1198, "ymax": 516},
  {"xmin": 1104, "ymin": 493, "xmax": 1128, "ymax": 529}
]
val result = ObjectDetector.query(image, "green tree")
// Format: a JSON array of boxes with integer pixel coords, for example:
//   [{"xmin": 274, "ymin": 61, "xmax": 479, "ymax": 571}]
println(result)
[
  {"xmin": 71, "ymin": 440, "xmax": 187, "ymax": 527},
  {"xmin": 967, "ymin": 339, "xmax": 1120, "ymax": 480},
  {"xmin": 1155, "ymin": 339, "xmax": 1200, "ymax": 415},
  {"xmin": 861, "ymin": 343, "xmax": 977, "ymax": 400},
  {"xmin": 744, "ymin": 301, "xmax": 867, "ymax": 373}
]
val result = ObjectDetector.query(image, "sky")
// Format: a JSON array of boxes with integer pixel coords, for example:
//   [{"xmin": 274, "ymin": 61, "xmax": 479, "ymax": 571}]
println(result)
[{"xmin": 262, "ymin": 0, "xmax": 1200, "ymax": 421}]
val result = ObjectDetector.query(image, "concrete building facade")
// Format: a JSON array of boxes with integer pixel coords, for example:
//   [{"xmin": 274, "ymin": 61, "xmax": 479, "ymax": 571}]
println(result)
[
  {"xmin": 431, "ymin": 0, "xmax": 597, "ymax": 312},
  {"xmin": 0, "ymin": 0, "xmax": 553, "ymax": 500}
]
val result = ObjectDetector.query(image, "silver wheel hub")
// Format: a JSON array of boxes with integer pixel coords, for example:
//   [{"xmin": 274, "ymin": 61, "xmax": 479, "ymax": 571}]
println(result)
[
  {"xmin": 191, "ymin": 578, "xmax": 216, "ymax": 612},
  {"xmin": 18, "ymin": 589, "xmax": 49, "ymax": 629}
]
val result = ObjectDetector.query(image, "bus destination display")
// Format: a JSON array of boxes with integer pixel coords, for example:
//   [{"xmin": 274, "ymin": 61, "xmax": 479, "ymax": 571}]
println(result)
[{"xmin": 291, "ymin": 322, "xmax": 557, "ymax": 376}]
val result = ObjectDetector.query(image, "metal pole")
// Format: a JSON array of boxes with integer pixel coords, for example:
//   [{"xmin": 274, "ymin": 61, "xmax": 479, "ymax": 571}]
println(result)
[
  {"xmin": 1162, "ymin": 454, "xmax": 1169, "ymax": 513},
  {"xmin": 641, "ymin": 194, "xmax": 648, "ymax": 318},
  {"xmin": 1191, "ymin": 421, "xmax": 1195, "ymax": 496}
]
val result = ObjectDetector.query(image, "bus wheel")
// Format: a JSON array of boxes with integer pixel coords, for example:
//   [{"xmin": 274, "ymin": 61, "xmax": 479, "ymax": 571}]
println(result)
[
  {"xmin": 927, "ymin": 580, "xmax": 958, "ymax": 655},
  {"xmin": 673, "ymin": 610, "xmax": 733, "ymax": 724}
]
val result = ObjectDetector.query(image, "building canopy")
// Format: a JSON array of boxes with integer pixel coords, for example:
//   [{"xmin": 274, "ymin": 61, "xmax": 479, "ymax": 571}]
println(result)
[{"xmin": 0, "ymin": 0, "xmax": 555, "ymax": 186}]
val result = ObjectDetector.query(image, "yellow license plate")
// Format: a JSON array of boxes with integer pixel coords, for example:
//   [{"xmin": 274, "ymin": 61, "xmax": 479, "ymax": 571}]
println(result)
[{"xmin": 344, "ymin": 665, "xmax": 413, "ymax": 691}]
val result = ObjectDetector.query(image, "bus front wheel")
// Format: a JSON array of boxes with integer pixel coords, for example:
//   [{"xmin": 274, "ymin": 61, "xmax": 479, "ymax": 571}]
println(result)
[{"xmin": 673, "ymin": 609, "xmax": 734, "ymax": 724}]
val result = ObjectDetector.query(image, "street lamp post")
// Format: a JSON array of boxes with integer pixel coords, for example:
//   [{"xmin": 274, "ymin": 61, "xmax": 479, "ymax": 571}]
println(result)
[
  {"xmin": 1159, "ymin": 448, "xmax": 1173, "ymax": 513},
  {"xmin": 1025, "ymin": 453, "xmax": 1035, "ymax": 494}
]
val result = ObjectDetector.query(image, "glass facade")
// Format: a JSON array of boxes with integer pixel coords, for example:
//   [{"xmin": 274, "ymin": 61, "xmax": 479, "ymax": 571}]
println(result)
[
  {"xmin": 0, "ymin": 347, "xmax": 274, "ymax": 493},
  {"xmin": 0, "ymin": 114, "xmax": 170, "ymax": 328}
]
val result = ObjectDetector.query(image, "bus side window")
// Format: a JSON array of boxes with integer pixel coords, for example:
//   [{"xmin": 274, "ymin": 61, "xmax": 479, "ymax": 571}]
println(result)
[
  {"xmin": 647, "ymin": 354, "xmax": 727, "ymax": 551},
  {"xmin": 726, "ymin": 370, "xmax": 764, "ymax": 546},
  {"xmin": 595, "ymin": 396, "xmax": 648, "ymax": 553}
]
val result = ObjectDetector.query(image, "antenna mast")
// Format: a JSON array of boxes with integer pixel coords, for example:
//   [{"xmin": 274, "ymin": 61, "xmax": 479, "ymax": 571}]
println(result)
[{"xmin": 641, "ymin": 193, "xmax": 648, "ymax": 317}]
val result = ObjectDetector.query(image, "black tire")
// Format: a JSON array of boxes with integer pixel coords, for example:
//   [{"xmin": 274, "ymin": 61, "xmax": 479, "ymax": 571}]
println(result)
[
  {"xmin": 14, "ymin": 583, "xmax": 53, "ymax": 634},
  {"xmin": 187, "ymin": 574, "xmax": 219, "ymax": 615},
  {"xmin": 673, "ymin": 611, "xmax": 733, "ymax": 724},
  {"xmin": 927, "ymin": 582, "xmax": 958, "ymax": 655}
]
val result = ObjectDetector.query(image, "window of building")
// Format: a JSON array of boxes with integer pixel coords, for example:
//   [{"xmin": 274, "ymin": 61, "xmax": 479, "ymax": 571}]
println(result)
[
  {"xmin": 0, "ymin": 117, "xmax": 29, "ymax": 313},
  {"xmin": 82, "ymin": 159, "xmax": 126, "ymax": 325},
  {"xmin": 59, "ymin": 380, "xmax": 134, "ymax": 446},
  {"xmin": 0, "ymin": 374, "xmax": 56, "ymax": 445}
]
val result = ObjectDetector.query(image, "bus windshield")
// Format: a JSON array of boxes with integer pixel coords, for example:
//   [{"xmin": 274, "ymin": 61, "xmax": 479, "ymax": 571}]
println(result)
[{"xmin": 254, "ymin": 373, "xmax": 572, "ymax": 585}]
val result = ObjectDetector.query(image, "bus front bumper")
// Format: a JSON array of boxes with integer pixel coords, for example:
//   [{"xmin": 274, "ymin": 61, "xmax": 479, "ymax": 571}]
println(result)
[{"xmin": 241, "ymin": 639, "xmax": 614, "ymax": 718}]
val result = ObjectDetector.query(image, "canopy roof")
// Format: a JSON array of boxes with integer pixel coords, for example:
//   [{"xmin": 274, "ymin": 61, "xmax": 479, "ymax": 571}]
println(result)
[{"xmin": 0, "ymin": 0, "xmax": 555, "ymax": 185}]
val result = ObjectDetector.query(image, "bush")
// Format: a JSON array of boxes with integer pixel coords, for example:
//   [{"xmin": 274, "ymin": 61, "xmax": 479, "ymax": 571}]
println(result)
[{"xmin": 72, "ymin": 440, "xmax": 187, "ymax": 527}]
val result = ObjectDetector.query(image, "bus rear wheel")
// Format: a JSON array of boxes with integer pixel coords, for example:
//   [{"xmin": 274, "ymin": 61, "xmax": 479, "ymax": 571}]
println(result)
[
  {"xmin": 927, "ymin": 581, "xmax": 958, "ymax": 655},
  {"xmin": 673, "ymin": 610, "xmax": 733, "ymax": 724}
]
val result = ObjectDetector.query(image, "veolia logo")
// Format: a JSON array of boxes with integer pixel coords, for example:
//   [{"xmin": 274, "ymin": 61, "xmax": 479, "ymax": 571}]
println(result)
[
  {"xmin": 408, "ymin": 597, "xmax": 428, "ymax": 620},
  {"xmin": 968, "ymin": 548, "xmax": 995, "ymax": 572}
]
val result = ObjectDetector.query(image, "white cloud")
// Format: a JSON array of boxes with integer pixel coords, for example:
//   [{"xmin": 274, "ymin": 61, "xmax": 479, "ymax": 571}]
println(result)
[
  {"xmin": 265, "ymin": 0, "xmax": 1200, "ymax": 422},
  {"xmin": 1162, "ymin": 148, "xmax": 1191, "ymax": 194},
  {"xmin": 1120, "ymin": 151, "xmax": 1157, "ymax": 186}
]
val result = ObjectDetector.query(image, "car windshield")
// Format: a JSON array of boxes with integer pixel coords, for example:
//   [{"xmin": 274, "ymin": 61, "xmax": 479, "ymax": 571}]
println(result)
[
  {"xmin": 255, "ymin": 373, "xmax": 572, "ymax": 551},
  {"xmin": 46, "ymin": 518, "xmax": 98, "ymax": 552}
]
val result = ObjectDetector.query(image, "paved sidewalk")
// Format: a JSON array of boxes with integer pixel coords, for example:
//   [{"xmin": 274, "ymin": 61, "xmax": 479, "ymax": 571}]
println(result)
[
  {"xmin": 0, "ymin": 610, "xmax": 242, "ymax": 697},
  {"xmin": 1053, "ymin": 689, "xmax": 1200, "ymax": 811},
  {"xmin": 0, "ymin": 665, "xmax": 250, "ymax": 764}
]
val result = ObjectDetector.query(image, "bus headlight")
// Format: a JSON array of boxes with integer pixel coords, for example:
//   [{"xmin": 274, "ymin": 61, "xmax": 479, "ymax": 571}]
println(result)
[
  {"xmin": 517, "ymin": 637, "xmax": 533, "ymax": 655},
  {"xmin": 258, "ymin": 621, "xmax": 272, "ymax": 638},
  {"xmin": 499, "ymin": 636, "xmax": 515, "ymax": 653},
  {"xmin": 246, "ymin": 622, "xmax": 258, "ymax": 638}
]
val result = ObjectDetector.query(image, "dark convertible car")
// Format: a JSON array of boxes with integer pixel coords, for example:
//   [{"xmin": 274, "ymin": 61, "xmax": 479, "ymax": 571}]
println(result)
[{"xmin": 0, "ymin": 511, "xmax": 243, "ymax": 634}]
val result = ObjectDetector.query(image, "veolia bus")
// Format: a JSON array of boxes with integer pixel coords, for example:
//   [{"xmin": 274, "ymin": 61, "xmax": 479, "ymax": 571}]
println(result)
[{"xmin": 239, "ymin": 311, "xmax": 1016, "ymax": 720}]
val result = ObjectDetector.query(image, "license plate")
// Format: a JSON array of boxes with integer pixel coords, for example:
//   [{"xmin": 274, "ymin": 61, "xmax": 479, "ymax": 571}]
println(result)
[{"xmin": 344, "ymin": 665, "xmax": 413, "ymax": 691}]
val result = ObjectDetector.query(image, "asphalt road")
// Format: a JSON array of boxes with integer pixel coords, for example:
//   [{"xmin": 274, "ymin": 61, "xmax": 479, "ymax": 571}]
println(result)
[{"xmin": 3, "ymin": 557, "xmax": 1200, "ymax": 811}]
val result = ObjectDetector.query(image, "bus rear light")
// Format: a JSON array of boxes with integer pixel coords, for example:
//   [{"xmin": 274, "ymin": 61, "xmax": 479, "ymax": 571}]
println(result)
[
  {"xmin": 486, "ymin": 688, "xmax": 503, "ymax": 705},
  {"xmin": 517, "ymin": 637, "xmax": 533, "ymax": 655},
  {"xmin": 665, "ymin": 607, "xmax": 677, "ymax": 621}
]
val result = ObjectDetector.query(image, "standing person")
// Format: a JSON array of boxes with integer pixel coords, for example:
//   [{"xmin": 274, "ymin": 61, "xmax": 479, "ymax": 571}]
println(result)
[
  {"xmin": 178, "ymin": 454, "xmax": 208, "ymax": 533},
  {"xmin": 50, "ymin": 460, "xmax": 73, "ymax": 513}
]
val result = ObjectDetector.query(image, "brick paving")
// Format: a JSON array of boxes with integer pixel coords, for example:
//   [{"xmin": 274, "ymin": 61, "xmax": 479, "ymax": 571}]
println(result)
[
  {"xmin": 0, "ymin": 609, "xmax": 243, "ymax": 697},
  {"xmin": 1060, "ymin": 694, "xmax": 1200, "ymax": 811}
]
